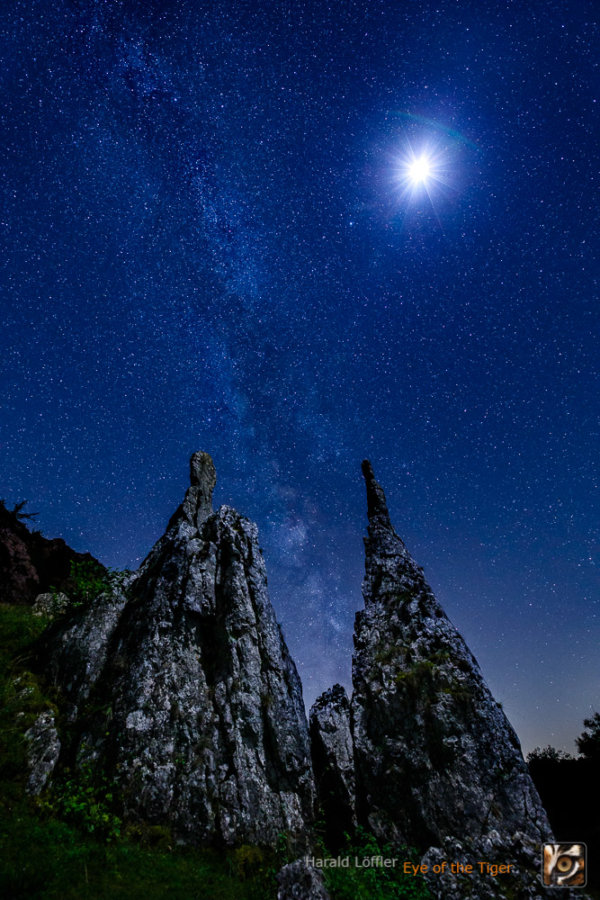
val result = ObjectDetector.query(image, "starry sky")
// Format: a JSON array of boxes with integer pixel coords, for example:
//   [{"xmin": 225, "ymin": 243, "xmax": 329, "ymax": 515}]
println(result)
[{"xmin": 1, "ymin": 0, "xmax": 598, "ymax": 755}]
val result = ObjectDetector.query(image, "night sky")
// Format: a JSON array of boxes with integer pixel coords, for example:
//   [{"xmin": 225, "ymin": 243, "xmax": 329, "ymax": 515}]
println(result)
[{"xmin": 1, "ymin": 0, "xmax": 598, "ymax": 756}]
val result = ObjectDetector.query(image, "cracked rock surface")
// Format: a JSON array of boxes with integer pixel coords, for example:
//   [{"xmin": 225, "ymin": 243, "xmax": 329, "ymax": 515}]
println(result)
[
  {"xmin": 312, "ymin": 461, "xmax": 575, "ymax": 899},
  {"xmin": 43, "ymin": 452, "xmax": 314, "ymax": 848}
]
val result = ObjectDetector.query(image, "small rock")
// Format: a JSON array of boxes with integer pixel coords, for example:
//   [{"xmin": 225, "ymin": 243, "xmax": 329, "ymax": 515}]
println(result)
[
  {"xmin": 33, "ymin": 592, "xmax": 69, "ymax": 619},
  {"xmin": 277, "ymin": 859, "xmax": 331, "ymax": 900}
]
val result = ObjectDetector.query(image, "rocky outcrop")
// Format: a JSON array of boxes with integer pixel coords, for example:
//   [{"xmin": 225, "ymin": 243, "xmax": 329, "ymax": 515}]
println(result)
[
  {"xmin": 0, "ymin": 500, "xmax": 102, "ymax": 605},
  {"xmin": 41, "ymin": 452, "xmax": 314, "ymax": 849},
  {"xmin": 40, "ymin": 579, "xmax": 130, "ymax": 722},
  {"xmin": 309, "ymin": 684, "xmax": 356, "ymax": 850},
  {"xmin": 312, "ymin": 460, "xmax": 563, "ymax": 899},
  {"xmin": 26, "ymin": 452, "xmax": 574, "ymax": 895}
]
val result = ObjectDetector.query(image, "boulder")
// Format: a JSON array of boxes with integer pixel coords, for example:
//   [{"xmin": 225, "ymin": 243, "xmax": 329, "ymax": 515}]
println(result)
[{"xmin": 277, "ymin": 859, "xmax": 331, "ymax": 899}]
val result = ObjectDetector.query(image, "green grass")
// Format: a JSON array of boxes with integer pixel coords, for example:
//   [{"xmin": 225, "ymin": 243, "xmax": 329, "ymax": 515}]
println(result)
[
  {"xmin": 0, "ymin": 605, "xmax": 53, "ymax": 796},
  {"xmin": 322, "ymin": 829, "xmax": 432, "ymax": 899},
  {"xmin": 0, "ymin": 806, "xmax": 279, "ymax": 899}
]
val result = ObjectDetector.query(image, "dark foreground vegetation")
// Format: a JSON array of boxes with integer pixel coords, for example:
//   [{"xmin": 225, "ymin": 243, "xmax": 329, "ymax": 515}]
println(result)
[{"xmin": 528, "ymin": 738, "xmax": 600, "ymax": 892}]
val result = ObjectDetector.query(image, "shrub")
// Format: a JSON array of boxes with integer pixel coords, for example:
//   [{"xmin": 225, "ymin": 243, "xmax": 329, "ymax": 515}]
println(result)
[
  {"xmin": 527, "ymin": 746, "xmax": 573, "ymax": 763},
  {"xmin": 64, "ymin": 560, "xmax": 110, "ymax": 608},
  {"xmin": 323, "ymin": 827, "xmax": 433, "ymax": 899},
  {"xmin": 38, "ymin": 761, "xmax": 122, "ymax": 842},
  {"xmin": 51, "ymin": 560, "xmax": 130, "ymax": 613}
]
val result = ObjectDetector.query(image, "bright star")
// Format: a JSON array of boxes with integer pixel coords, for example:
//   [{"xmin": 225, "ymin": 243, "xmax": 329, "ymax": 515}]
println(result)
[
  {"xmin": 408, "ymin": 154, "xmax": 431, "ymax": 185},
  {"xmin": 390, "ymin": 141, "xmax": 451, "ymax": 209}
]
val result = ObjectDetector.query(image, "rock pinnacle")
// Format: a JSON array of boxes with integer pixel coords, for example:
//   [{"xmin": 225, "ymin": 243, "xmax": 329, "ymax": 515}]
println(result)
[
  {"xmin": 361, "ymin": 460, "xmax": 406, "ymax": 567},
  {"xmin": 361, "ymin": 459, "xmax": 391, "ymax": 526},
  {"xmin": 186, "ymin": 451, "xmax": 216, "ymax": 525}
]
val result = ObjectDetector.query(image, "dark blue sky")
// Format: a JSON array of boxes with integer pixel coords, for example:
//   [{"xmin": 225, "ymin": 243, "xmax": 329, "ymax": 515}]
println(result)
[{"xmin": 1, "ymin": 0, "xmax": 598, "ymax": 754}]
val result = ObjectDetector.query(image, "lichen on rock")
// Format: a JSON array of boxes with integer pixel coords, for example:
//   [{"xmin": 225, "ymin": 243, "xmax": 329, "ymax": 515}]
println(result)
[{"xmin": 32, "ymin": 591, "xmax": 69, "ymax": 619}]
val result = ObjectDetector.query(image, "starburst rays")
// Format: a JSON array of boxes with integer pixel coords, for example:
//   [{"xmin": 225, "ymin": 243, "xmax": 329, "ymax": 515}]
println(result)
[{"xmin": 393, "ymin": 142, "xmax": 449, "ymax": 205}]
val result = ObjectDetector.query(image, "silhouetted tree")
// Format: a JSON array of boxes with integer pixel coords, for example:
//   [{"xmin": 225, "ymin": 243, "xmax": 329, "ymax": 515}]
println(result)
[
  {"xmin": 576, "ymin": 712, "xmax": 600, "ymax": 761},
  {"xmin": 0, "ymin": 498, "xmax": 39, "ymax": 522},
  {"xmin": 527, "ymin": 746, "xmax": 573, "ymax": 763},
  {"xmin": 527, "ymin": 716, "xmax": 600, "ymax": 888}
]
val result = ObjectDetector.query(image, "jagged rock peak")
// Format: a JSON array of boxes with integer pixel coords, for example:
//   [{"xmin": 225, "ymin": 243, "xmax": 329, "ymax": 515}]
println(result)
[
  {"xmin": 360, "ymin": 461, "xmax": 418, "ymax": 611},
  {"xmin": 352, "ymin": 462, "xmax": 558, "ymax": 898},
  {"xmin": 189, "ymin": 450, "xmax": 216, "ymax": 499},
  {"xmin": 167, "ymin": 451, "xmax": 217, "ymax": 531},
  {"xmin": 41, "ymin": 452, "xmax": 315, "ymax": 849},
  {"xmin": 361, "ymin": 459, "xmax": 392, "ymax": 529}
]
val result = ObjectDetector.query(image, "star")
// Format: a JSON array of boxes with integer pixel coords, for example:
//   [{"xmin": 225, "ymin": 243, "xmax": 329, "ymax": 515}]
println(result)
[
  {"xmin": 408, "ymin": 153, "xmax": 432, "ymax": 185},
  {"xmin": 394, "ymin": 144, "xmax": 447, "ymax": 202}
]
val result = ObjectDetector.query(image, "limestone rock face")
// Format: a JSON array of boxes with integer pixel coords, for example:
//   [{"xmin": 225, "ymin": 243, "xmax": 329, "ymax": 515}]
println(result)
[
  {"xmin": 24, "ymin": 710, "xmax": 61, "ymax": 795},
  {"xmin": 309, "ymin": 684, "xmax": 357, "ymax": 850},
  {"xmin": 42, "ymin": 453, "xmax": 314, "ymax": 848},
  {"xmin": 350, "ymin": 460, "xmax": 557, "ymax": 897},
  {"xmin": 41, "ymin": 580, "xmax": 130, "ymax": 722}
]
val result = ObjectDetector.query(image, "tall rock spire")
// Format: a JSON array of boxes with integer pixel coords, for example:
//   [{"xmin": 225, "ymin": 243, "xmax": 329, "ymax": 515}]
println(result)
[
  {"xmin": 361, "ymin": 459, "xmax": 392, "ymax": 530},
  {"xmin": 352, "ymin": 461, "xmax": 557, "ymax": 898},
  {"xmin": 43, "ymin": 452, "xmax": 314, "ymax": 849}
]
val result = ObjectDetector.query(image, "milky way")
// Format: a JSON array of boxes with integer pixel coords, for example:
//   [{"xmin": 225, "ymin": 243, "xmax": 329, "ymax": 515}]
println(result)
[{"xmin": 1, "ymin": 0, "xmax": 598, "ymax": 754}]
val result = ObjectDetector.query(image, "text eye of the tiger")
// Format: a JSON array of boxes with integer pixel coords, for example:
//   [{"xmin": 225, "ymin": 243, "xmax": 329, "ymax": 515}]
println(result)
[{"xmin": 556, "ymin": 856, "xmax": 574, "ymax": 873}]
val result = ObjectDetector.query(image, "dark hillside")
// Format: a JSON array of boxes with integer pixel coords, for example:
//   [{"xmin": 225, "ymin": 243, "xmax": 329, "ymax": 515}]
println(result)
[{"xmin": 0, "ymin": 501, "xmax": 102, "ymax": 605}]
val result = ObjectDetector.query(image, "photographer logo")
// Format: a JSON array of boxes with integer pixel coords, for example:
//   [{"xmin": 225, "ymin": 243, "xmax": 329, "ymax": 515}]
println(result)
[{"xmin": 542, "ymin": 843, "xmax": 586, "ymax": 888}]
